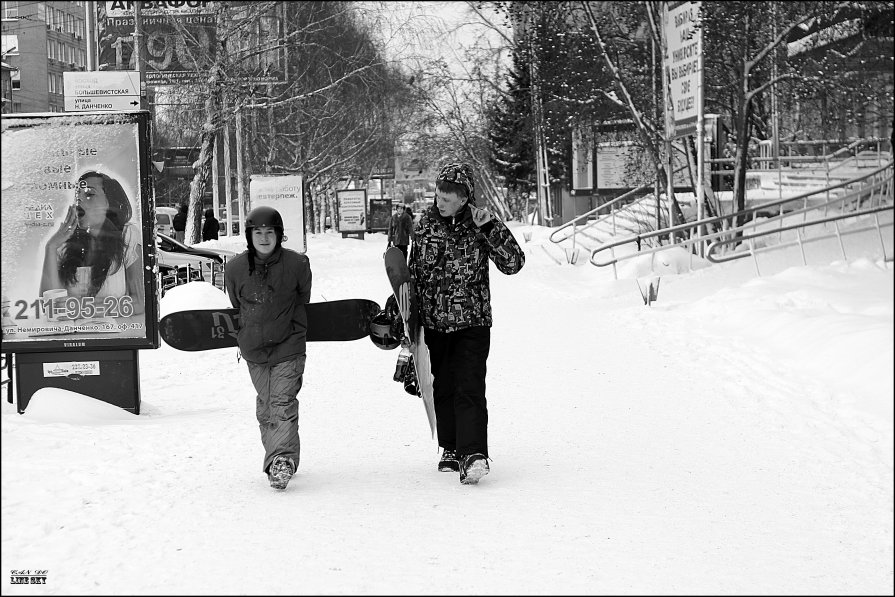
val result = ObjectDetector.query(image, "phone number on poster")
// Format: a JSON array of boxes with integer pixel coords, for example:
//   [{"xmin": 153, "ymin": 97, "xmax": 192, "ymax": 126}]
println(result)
[{"xmin": 11, "ymin": 296, "xmax": 136, "ymax": 320}]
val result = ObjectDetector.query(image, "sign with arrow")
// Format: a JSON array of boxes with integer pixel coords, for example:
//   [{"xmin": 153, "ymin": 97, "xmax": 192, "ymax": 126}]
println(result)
[{"xmin": 63, "ymin": 71, "xmax": 141, "ymax": 112}]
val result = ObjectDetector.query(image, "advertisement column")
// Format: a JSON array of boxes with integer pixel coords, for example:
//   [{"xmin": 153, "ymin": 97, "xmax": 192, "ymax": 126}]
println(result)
[{"xmin": 2, "ymin": 112, "xmax": 158, "ymax": 412}]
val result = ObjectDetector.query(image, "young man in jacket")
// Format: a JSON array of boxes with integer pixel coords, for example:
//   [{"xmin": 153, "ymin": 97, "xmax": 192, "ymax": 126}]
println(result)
[
  {"xmin": 408, "ymin": 163, "xmax": 525, "ymax": 484},
  {"xmin": 225, "ymin": 206, "xmax": 312, "ymax": 490}
]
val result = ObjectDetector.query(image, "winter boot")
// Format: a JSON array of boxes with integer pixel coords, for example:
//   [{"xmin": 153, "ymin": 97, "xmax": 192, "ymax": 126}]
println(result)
[
  {"xmin": 269, "ymin": 455, "xmax": 295, "ymax": 490},
  {"xmin": 438, "ymin": 448, "xmax": 459, "ymax": 472},
  {"xmin": 459, "ymin": 453, "xmax": 489, "ymax": 485}
]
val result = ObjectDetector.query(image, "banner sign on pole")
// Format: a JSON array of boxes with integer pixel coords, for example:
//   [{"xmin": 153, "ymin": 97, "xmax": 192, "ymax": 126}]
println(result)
[
  {"xmin": 663, "ymin": 1, "xmax": 702, "ymax": 139},
  {"xmin": 1, "ymin": 111, "xmax": 159, "ymax": 354},
  {"xmin": 97, "ymin": 1, "xmax": 286, "ymax": 86},
  {"xmin": 336, "ymin": 189, "xmax": 367, "ymax": 232},
  {"xmin": 249, "ymin": 174, "xmax": 306, "ymax": 253},
  {"xmin": 97, "ymin": 1, "xmax": 217, "ymax": 85}
]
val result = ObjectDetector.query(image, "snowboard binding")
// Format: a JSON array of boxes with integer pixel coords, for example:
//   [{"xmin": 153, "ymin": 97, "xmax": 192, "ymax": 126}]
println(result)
[{"xmin": 392, "ymin": 346, "xmax": 419, "ymax": 396}]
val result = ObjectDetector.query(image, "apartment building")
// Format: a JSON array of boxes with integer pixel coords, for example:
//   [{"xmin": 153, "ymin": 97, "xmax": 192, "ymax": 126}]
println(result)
[{"xmin": 1, "ymin": 1, "xmax": 88, "ymax": 113}]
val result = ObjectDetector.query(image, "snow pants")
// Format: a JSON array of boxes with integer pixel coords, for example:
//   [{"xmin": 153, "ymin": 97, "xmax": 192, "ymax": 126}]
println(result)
[
  {"xmin": 247, "ymin": 354, "xmax": 305, "ymax": 474},
  {"xmin": 425, "ymin": 326, "xmax": 490, "ymax": 458}
]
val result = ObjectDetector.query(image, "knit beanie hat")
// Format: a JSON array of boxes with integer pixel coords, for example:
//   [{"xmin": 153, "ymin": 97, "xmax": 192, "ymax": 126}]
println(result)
[{"xmin": 435, "ymin": 163, "xmax": 475, "ymax": 203}]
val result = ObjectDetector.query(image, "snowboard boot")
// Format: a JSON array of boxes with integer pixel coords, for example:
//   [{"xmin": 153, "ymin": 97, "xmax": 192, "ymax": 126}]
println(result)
[
  {"xmin": 402, "ymin": 356, "xmax": 419, "ymax": 396},
  {"xmin": 268, "ymin": 455, "xmax": 295, "ymax": 490},
  {"xmin": 438, "ymin": 448, "xmax": 459, "ymax": 472},
  {"xmin": 459, "ymin": 453, "xmax": 489, "ymax": 485}
]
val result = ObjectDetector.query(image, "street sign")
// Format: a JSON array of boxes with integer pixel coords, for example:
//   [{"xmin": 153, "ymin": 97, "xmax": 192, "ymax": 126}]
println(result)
[{"xmin": 63, "ymin": 71, "xmax": 141, "ymax": 112}]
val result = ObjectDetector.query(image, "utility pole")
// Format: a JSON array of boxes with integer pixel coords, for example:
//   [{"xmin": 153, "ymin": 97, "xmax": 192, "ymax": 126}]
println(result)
[
  {"xmin": 132, "ymin": 1, "xmax": 146, "ymax": 110},
  {"xmin": 85, "ymin": 1, "xmax": 96, "ymax": 71}
]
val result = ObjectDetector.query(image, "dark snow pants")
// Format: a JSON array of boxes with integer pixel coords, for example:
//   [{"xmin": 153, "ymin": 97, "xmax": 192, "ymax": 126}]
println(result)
[
  {"xmin": 425, "ymin": 326, "xmax": 491, "ymax": 458},
  {"xmin": 247, "ymin": 354, "xmax": 305, "ymax": 474}
]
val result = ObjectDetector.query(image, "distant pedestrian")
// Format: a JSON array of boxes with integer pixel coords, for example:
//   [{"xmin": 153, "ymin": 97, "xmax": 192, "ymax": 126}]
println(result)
[
  {"xmin": 393, "ymin": 206, "xmax": 414, "ymax": 259},
  {"xmin": 225, "ymin": 206, "xmax": 312, "ymax": 490},
  {"xmin": 202, "ymin": 208, "xmax": 219, "ymax": 242},
  {"xmin": 172, "ymin": 203, "xmax": 188, "ymax": 243},
  {"xmin": 386, "ymin": 205, "xmax": 401, "ymax": 248},
  {"xmin": 409, "ymin": 162, "xmax": 525, "ymax": 484}
]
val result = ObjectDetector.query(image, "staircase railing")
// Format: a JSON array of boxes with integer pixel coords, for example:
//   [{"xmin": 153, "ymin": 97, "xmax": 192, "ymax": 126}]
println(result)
[
  {"xmin": 589, "ymin": 161, "xmax": 893, "ymax": 279},
  {"xmin": 548, "ymin": 182, "xmax": 653, "ymax": 248},
  {"xmin": 548, "ymin": 164, "xmax": 695, "ymax": 255}
]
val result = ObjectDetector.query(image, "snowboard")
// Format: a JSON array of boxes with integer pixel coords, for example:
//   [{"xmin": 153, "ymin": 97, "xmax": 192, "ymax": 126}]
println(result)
[
  {"xmin": 160, "ymin": 299, "xmax": 380, "ymax": 351},
  {"xmin": 384, "ymin": 246, "xmax": 436, "ymax": 437}
]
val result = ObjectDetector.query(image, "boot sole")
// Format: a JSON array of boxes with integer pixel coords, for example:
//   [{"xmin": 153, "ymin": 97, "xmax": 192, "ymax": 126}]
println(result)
[
  {"xmin": 438, "ymin": 463, "xmax": 460, "ymax": 472},
  {"xmin": 460, "ymin": 462, "xmax": 489, "ymax": 485}
]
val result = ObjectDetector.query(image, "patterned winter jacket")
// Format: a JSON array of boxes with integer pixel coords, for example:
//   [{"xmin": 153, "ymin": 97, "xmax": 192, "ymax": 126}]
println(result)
[
  {"xmin": 410, "ymin": 204, "xmax": 524, "ymax": 333},
  {"xmin": 225, "ymin": 247, "xmax": 312, "ymax": 365}
]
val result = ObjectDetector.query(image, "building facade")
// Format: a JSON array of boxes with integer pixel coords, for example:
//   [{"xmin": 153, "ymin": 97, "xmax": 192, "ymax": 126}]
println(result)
[{"xmin": 1, "ymin": 1, "xmax": 88, "ymax": 113}]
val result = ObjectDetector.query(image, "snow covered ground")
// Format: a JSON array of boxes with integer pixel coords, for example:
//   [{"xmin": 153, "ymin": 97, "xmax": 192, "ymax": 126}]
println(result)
[{"xmin": 2, "ymin": 215, "xmax": 892, "ymax": 595}]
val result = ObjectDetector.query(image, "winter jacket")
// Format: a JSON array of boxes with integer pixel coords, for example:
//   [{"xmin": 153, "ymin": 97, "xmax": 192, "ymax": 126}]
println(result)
[
  {"xmin": 410, "ymin": 204, "xmax": 524, "ymax": 333},
  {"xmin": 225, "ymin": 247, "xmax": 312, "ymax": 365},
  {"xmin": 172, "ymin": 211, "xmax": 187, "ymax": 232},
  {"xmin": 202, "ymin": 211, "xmax": 219, "ymax": 241}
]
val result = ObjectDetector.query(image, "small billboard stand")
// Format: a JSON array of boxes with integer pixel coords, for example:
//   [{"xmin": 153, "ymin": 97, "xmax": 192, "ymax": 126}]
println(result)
[
  {"xmin": 337, "ymin": 188, "xmax": 368, "ymax": 240},
  {"xmin": 1, "ymin": 111, "xmax": 160, "ymax": 414}
]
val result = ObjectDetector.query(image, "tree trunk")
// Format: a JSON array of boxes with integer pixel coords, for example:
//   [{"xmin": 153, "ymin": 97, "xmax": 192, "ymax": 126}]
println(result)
[
  {"xmin": 731, "ymin": 97, "xmax": 753, "ymax": 229},
  {"xmin": 185, "ymin": 4, "xmax": 226, "ymax": 244}
]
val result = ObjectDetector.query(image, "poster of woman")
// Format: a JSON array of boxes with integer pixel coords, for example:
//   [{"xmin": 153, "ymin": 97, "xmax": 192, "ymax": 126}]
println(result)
[{"xmin": 1, "ymin": 112, "xmax": 158, "ymax": 353}]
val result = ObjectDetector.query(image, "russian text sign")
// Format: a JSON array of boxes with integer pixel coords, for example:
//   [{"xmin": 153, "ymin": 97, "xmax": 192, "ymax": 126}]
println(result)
[
  {"xmin": 1, "ymin": 111, "xmax": 159, "ymax": 353},
  {"xmin": 663, "ymin": 1, "xmax": 702, "ymax": 139},
  {"xmin": 249, "ymin": 174, "xmax": 306, "ymax": 253},
  {"xmin": 63, "ymin": 71, "xmax": 141, "ymax": 112},
  {"xmin": 336, "ymin": 189, "xmax": 367, "ymax": 232}
]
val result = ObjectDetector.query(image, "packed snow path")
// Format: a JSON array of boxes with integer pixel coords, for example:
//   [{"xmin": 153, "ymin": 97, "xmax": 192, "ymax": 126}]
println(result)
[{"xmin": 2, "ymin": 222, "xmax": 892, "ymax": 595}]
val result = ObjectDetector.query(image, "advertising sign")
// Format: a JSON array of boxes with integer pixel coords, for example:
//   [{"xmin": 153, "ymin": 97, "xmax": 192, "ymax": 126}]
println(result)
[
  {"xmin": 336, "ymin": 189, "xmax": 367, "ymax": 232},
  {"xmin": 63, "ymin": 71, "xmax": 141, "ymax": 112},
  {"xmin": 595, "ymin": 140, "xmax": 706, "ymax": 190},
  {"xmin": 249, "ymin": 174, "xmax": 306, "ymax": 253},
  {"xmin": 368, "ymin": 199, "xmax": 392, "ymax": 232},
  {"xmin": 1, "ymin": 111, "xmax": 159, "ymax": 353},
  {"xmin": 370, "ymin": 158, "xmax": 395, "ymax": 180},
  {"xmin": 98, "ymin": 1, "xmax": 217, "ymax": 85},
  {"xmin": 663, "ymin": 1, "xmax": 702, "ymax": 139}
]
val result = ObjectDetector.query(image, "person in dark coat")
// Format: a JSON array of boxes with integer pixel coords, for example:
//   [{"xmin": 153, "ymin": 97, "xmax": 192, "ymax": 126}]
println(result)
[
  {"xmin": 172, "ymin": 204, "xmax": 188, "ymax": 242},
  {"xmin": 386, "ymin": 205, "xmax": 401, "ymax": 248},
  {"xmin": 393, "ymin": 206, "xmax": 414, "ymax": 259},
  {"xmin": 202, "ymin": 208, "xmax": 219, "ymax": 241},
  {"xmin": 224, "ymin": 206, "xmax": 312, "ymax": 490},
  {"xmin": 409, "ymin": 163, "xmax": 525, "ymax": 485}
]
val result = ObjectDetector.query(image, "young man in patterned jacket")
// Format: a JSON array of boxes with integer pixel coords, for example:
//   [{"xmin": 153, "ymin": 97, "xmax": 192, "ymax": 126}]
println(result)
[{"xmin": 409, "ymin": 163, "xmax": 525, "ymax": 484}]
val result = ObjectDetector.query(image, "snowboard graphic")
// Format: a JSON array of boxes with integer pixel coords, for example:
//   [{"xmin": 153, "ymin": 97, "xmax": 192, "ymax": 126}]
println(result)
[
  {"xmin": 384, "ymin": 246, "xmax": 436, "ymax": 437},
  {"xmin": 160, "ymin": 299, "xmax": 380, "ymax": 351}
]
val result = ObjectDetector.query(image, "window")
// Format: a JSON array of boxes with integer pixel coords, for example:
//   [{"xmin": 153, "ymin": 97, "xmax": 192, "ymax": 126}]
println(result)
[
  {"xmin": 11, "ymin": 69, "xmax": 20, "ymax": 89},
  {"xmin": 2, "ymin": 1, "xmax": 18, "ymax": 20},
  {"xmin": 2, "ymin": 33, "xmax": 18, "ymax": 55}
]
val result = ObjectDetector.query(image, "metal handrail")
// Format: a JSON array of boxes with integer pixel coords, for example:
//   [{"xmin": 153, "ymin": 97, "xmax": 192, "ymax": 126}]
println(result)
[
  {"xmin": 590, "ymin": 161, "xmax": 893, "ymax": 277},
  {"xmin": 705, "ymin": 203, "xmax": 893, "ymax": 270},
  {"xmin": 707, "ymin": 137, "xmax": 889, "ymax": 173},
  {"xmin": 548, "ymin": 182, "xmax": 652, "ymax": 245},
  {"xmin": 549, "ymin": 164, "xmax": 694, "ymax": 249}
]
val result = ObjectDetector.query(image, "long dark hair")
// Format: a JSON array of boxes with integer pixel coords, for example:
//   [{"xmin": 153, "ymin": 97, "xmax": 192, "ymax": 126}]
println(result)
[{"xmin": 58, "ymin": 171, "xmax": 132, "ymax": 295}]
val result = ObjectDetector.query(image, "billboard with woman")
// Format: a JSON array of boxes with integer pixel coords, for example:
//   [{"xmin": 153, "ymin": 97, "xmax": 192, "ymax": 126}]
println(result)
[{"xmin": 1, "ymin": 111, "xmax": 159, "ymax": 353}]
